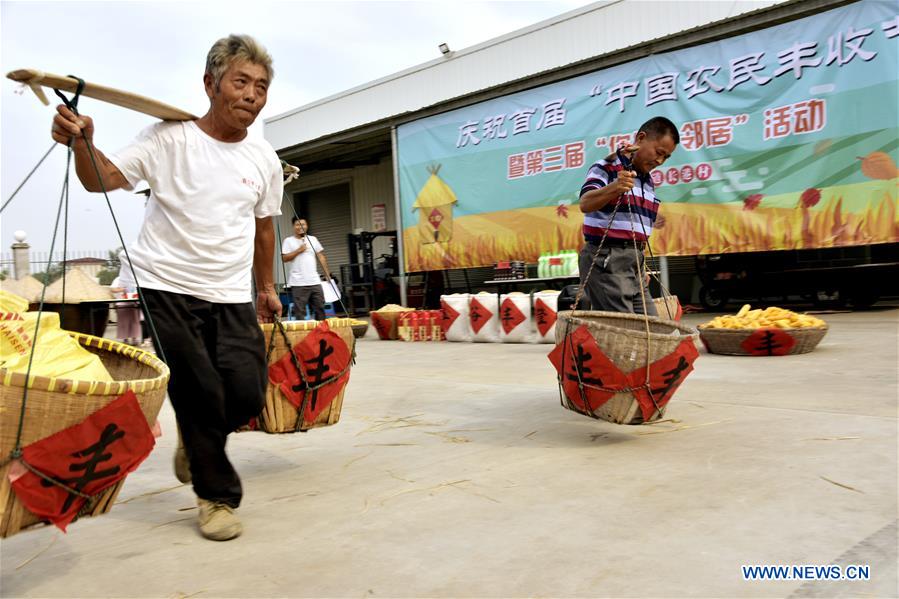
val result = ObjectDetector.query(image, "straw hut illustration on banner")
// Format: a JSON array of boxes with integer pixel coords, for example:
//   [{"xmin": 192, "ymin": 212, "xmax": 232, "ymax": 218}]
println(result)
[{"xmin": 412, "ymin": 165, "xmax": 457, "ymax": 244}]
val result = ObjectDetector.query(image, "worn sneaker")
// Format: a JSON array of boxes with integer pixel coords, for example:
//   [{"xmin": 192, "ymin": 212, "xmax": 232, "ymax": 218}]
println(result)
[
  {"xmin": 173, "ymin": 443, "xmax": 191, "ymax": 484},
  {"xmin": 197, "ymin": 499, "xmax": 242, "ymax": 541}
]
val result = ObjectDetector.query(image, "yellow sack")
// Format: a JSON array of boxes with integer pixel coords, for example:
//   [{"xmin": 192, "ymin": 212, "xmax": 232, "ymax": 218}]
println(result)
[{"xmin": 0, "ymin": 289, "xmax": 112, "ymax": 382}]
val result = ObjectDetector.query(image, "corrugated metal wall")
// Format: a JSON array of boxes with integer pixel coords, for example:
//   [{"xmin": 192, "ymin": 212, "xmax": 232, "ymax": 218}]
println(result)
[{"xmin": 350, "ymin": 158, "xmax": 395, "ymax": 263}]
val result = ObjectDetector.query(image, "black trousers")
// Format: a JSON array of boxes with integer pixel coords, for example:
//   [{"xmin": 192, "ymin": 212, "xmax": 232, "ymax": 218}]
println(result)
[
  {"xmin": 291, "ymin": 284, "xmax": 326, "ymax": 320},
  {"xmin": 142, "ymin": 289, "xmax": 266, "ymax": 507},
  {"xmin": 578, "ymin": 243, "xmax": 657, "ymax": 316}
]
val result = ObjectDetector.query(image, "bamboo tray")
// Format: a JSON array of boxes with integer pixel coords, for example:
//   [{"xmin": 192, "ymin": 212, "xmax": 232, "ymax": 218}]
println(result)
[{"xmin": 698, "ymin": 325, "xmax": 828, "ymax": 356}]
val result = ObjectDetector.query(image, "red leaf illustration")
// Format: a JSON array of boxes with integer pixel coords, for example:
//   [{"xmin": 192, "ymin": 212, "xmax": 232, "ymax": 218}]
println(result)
[
  {"xmin": 799, "ymin": 188, "xmax": 821, "ymax": 208},
  {"xmin": 743, "ymin": 193, "xmax": 763, "ymax": 211}
]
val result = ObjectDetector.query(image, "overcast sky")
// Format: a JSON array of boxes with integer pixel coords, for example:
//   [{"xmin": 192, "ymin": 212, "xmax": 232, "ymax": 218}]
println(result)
[{"xmin": 1, "ymin": 0, "xmax": 594, "ymax": 259}]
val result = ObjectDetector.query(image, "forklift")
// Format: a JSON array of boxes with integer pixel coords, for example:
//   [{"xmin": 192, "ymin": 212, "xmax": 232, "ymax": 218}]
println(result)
[{"xmin": 341, "ymin": 230, "xmax": 400, "ymax": 314}]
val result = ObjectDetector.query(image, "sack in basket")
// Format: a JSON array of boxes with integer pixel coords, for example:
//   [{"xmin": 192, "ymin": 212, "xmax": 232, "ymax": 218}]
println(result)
[
  {"xmin": 259, "ymin": 319, "xmax": 355, "ymax": 433},
  {"xmin": 549, "ymin": 311, "xmax": 699, "ymax": 425},
  {"xmin": 0, "ymin": 334, "xmax": 169, "ymax": 538}
]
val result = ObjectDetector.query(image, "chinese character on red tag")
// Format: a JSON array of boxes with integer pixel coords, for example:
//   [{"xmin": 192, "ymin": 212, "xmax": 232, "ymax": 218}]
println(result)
[
  {"xmin": 10, "ymin": 390, "xmax": 155, "ymax": 531},
  {"xmin": 627, "ymin": 339, "xmax": 699, "ymax": 421},
  {"xmin": 499, "ymin": 298, "xmax": 526, "ymax": 334},
  {"xmin": 440, "ymin": 299, "xmax": 460, "ymax": 333},
  {"xmin": 534, "ymin": 298, "xmax": 558, "ymax": 337},
  {"xmin": 547, "ymin": 325, "xmax": 628, "ymax": 414},
  {"xmin": 741, "ymin": 329, "xmax": 796, "ymax": 356},
  {"xmin": 468, "ymin": 298, "xmax": 493, "ymax": 334},
  {"xmin": 268, "ymin": 322, "xmax": 352, "ymax": 424}
]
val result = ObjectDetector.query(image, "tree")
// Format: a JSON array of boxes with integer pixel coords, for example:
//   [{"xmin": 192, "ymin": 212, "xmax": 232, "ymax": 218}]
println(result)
[
  {"xmin": 96, "ymin": 247, "xmax": 123, "ymax": 286},
  {"xmin": 34, "ymin": 263, "xmax": 65, "ymax": 285}
]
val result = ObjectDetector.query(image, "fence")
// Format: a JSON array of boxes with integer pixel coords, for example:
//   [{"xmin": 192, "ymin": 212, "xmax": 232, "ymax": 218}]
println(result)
[{"xmin": 0, "ymin": 250, "xmax": 113, "ymax": 279}]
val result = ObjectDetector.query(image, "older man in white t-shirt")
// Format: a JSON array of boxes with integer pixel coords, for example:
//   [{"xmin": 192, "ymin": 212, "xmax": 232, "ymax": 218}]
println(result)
[
  {"xmin": 52, "ymin": 34, "xmax": 282, "ymax": 542},
  {"xmin": 282, "ymin": 217, "xmax": 332, "ymax": 320}
]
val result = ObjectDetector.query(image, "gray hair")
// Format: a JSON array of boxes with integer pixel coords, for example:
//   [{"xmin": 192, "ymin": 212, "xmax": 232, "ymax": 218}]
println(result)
[{"xmin": 205, "ymin": 34, "xmax": 274, "ymax": 90}]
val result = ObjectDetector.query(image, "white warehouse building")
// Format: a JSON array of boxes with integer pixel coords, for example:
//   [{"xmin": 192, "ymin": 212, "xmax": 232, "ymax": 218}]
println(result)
[{"xmin": 264, "ymin": 0, "xmax": 891, "ymax": 312}]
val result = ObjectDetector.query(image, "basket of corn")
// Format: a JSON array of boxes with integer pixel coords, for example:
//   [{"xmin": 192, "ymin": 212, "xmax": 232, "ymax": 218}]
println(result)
[
  {"xmin": 369, "ymin": 304, "xmax": 415, "ymax": 340},
  {"xmin": 698, "ymin": 304, "xmax": 828, "ymax": 356}
]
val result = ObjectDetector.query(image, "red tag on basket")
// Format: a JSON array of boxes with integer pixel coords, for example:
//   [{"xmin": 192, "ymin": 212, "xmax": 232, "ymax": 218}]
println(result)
[
  {"xmin": 741, "ymin": 329, "xmax": 796, "ymax": 356},
  {"xmin": 440, "ymin": 300, "xmax": 460, "ymax": 333},
  {"xmin": 469, "ymin": 297, "xmax": 493, "ymax": 334},
  {"xmin": 499, "ymin": 298, "xmax": 526, "ymax": 334},
  {"xmin": 9, "ymin": 390, "xmax": 155, "ymax": 532},
  {"xmin": 533, "ymin": 298, "xmax": 557, "ymax": 337},
  {"xmin": 547, "ymin": 325, "xmax": 627, "ymax": 413},
  {"xmin": 268, "ymin": 323, "xmax": 352, "ymax": 424},
  {"xmin": 370, "ymin": 312, "xmax": 393, "ymax": 340},
  {"xmin": 627, "ymin": 339, "xmax": 699, "ymax": 421}
]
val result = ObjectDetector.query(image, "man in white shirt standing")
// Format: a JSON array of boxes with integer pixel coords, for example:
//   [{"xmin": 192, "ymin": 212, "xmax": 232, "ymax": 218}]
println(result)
[
  {"xmin": 282, "ymin": 217, "xmax": 333, "ymax": 320},
  {"xmin": 51, "ymin": 34, "xmax": 283, "ymax": 541}
]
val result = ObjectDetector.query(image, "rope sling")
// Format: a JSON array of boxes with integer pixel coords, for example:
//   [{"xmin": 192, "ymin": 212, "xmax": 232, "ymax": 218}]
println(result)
[
  {"xmin": 559, "ymin": 147, "xmax": 681, "ymax": 422},
  {"xmin": 0, "ymin": 78, "xmax": 165, "ymax": 510}
]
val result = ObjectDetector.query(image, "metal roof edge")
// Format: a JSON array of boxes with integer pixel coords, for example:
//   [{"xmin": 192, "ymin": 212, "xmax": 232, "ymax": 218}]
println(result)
[
  {"xmin": 265, "ymin": 0, "xmax": 620, "ymax": 126},
  {"xmin": 275, "ymin": 0, "xmax": 857, "ymax": 157}
]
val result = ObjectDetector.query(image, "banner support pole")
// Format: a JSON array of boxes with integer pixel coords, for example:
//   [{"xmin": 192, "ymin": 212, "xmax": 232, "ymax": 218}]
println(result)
[
  {"xmin": 660, "ymin": 256, "xmax": 670, "ymax": 291},
  {"xmin": 391, "ymin": 125, "xmax": 407, "ymax": 307}
]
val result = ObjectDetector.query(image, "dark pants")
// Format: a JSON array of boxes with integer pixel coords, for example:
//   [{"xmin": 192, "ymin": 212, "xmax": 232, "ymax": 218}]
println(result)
[
  {"xmin": 578, "ymin": 243, "xmax": 657, "ymax": 316},
  {"xmin": 142, "ymin": 288, "xmax": 266, "ymax": 508},
  {"xmin": 291, "ymin": 284, "xmax": 326, "ymax": 320}
]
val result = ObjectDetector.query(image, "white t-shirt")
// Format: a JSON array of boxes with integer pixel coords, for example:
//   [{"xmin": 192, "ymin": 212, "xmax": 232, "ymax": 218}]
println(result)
[
  {"xmin": 282, "ymin": 234, "xmax": 324, "ymax": 286},
  {"xmin": 108, "ymin": 121, "xmax": 283, "ymax": 303}
]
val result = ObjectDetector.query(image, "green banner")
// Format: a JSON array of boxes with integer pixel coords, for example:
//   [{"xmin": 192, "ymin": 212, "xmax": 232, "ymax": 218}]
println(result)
[{"xmin": 397, "ymin": 2, "xmax": 899, "ymax": 271}]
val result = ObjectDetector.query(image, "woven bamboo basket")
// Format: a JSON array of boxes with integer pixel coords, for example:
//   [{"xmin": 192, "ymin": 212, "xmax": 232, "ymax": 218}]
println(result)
[
  {"xmin": 698, "ymin": 325, "xmax": 828, "ymax": 356},
  {"xmin": 554, "ymin": 311, "xmax": 699, "ymax": 424},
  {"xmin": 652, "ymin": 295, "xmax": 681, "ymax": 321},
  {"xmin": 0, "ymin": 333, "xmax": 169, "ymax": 538},
  {"xmin": 258, "ymin": 319, "xmax": 356, "ymax": 433}
]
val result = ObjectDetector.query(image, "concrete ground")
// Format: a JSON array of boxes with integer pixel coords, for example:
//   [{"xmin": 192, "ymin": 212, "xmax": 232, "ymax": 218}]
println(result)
[{"xmin": 1, "ymin": 309, "xmax": 896, "ymax": 598}]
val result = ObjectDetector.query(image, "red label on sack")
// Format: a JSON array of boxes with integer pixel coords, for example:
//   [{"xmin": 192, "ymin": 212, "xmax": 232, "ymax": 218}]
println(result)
[
  {"xmin": 268, "ymin": 322, "xmax": 352, "ymax": 424},
  {"xmin": 440, "ymin": 300, "xmax": 460, "ymax": 333},
  {"xmin": 741, "ymin": 328, "xmax": 797, "ymax": 356},
  {"xmin": 371, "ymin": 312, "xmax": 393, "ymax": 340},
  {"xmin": 499, "ymin": 298, "xmax": 526, "ymax": 334},
  {"xmin": 547, "ymin": 325, "xmax": 628, "ymax": 414},
  {"xmin": 468, "ymin": 297, "xmax": 493, "ymax": 334},
  {"xmin": 533, "ymin": 298, "xmax": 558, "ymax": 337},
  {"xmin": 626, "ymin": 339, "xmax": 699, "ymax": 421},
  {"xmin": 397, "ymin": 312, "xmax": 414, "ymax": 342},
  {"xmin": 10, "ymin": 390, "xmax": 155, "ymax": 532}
]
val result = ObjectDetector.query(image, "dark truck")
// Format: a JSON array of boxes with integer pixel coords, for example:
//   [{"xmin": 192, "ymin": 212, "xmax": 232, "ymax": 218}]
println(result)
[{"xmin": 695, "ymin": 242, "xmax": 899, "ymax": 310}]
